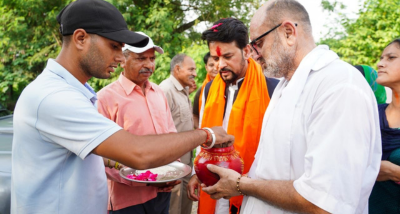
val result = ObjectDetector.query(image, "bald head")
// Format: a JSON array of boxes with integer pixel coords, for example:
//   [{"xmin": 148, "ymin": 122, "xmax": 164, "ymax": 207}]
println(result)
[
  {"xmin": 251, "ymin": 0, "xmax": 312, "ymax": 36},
  {"xmin": 249, "ymin": 0, "xmax": 316, "ymax": 80}
]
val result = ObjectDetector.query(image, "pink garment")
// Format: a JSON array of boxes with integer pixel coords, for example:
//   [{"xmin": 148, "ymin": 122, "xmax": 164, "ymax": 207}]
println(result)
[{"xmin": 97, "ymin": 73, "xmax": 177, "ymax": 211}]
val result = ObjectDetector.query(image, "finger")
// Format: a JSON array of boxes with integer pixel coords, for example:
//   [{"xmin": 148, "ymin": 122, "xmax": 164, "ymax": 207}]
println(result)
[
  {"xmin": 202, "ymin": 186, "xmax": 217, "ymax": 195},
  {"xmin": 226, "ymin": 134, "xmax": 235, "ymax": 144},
  {"xmin": 188, "ymin": 187, "xmax": 199, "ymax": 201},
  {"xmin": 190, "ymin": 186, "xmax": 200, "ymax": 201},
  {"xmin": 210, "ymin": 192, "xmax": 224, "ymax": 200},
  {"xmin": 187, "ymin": 186, "xmax": 195, "ymax": 200},
  {"xmin": 206, "ymin": 164, "xmax": 225, "ymax": 176},
  {"xmin": 164, "ymin": 187, "xmax": 173, "ymax": 192},
  {"xmin": 159, "ymin": 187, "xmax": 173, "ymax": 192},
  {"xmin": 166, "ymin": 180, "xmax": 181, "ymax": 186}
]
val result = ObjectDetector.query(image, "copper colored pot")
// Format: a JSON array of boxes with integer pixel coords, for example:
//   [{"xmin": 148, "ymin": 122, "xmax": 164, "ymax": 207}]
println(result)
[{"xmin": 194, "ymin": 145, "xmax": 244, "ymax": 186}]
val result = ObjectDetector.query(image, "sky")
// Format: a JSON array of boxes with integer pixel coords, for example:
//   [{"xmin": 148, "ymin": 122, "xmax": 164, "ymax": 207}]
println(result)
[
  {"xmin": 297, "ymin": 0, "xmax": 364, "ymax": 42},
  {"xmin": 191, "ymin": 0, "xmax": 365, "ymax": 43}
]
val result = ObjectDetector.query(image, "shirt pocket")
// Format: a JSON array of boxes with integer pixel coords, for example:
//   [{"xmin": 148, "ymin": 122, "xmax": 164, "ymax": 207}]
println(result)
[{"xmin": 179, "ymin": 105, "xmax": 191, "ymax": 123}]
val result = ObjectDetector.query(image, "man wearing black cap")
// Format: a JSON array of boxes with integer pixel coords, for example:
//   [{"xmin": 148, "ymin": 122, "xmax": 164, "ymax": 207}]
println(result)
[{"xmin": 10, "ymin": 0, "xmax": 233, "ymax": 213}]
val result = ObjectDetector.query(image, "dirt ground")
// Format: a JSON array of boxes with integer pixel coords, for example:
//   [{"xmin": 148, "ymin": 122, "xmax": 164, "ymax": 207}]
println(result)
[{"xmin": 191, "ymin": 201, "xmax": 198, "ymax": 214}]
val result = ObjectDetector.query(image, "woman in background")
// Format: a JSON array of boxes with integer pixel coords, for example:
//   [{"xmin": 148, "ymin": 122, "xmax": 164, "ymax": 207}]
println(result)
[
  {"xmin": 354, "ymin": 65, "xmax": 387, "ymax": 104},
  {"xmin": 369, "ymin": 38, "xmax": 400, "ymax": 213}
]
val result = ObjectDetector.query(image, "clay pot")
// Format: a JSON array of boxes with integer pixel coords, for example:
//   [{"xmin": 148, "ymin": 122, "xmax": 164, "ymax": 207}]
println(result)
[{"xmin": 194, "ymin": 145, "xmax": 244, "ymax": 186}]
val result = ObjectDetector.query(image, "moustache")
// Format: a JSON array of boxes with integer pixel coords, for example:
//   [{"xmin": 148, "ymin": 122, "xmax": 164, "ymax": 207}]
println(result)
[
  {"xmin": 139, "ymin": 68, "xmax": 154, "ymax": 74},
  {"xmin": 220, "ymin": 67, "xmax": 234, "ymax": 73},
  {"xmin": 189, "ymin": 75, "xmax": 195, "ymax": 80}
]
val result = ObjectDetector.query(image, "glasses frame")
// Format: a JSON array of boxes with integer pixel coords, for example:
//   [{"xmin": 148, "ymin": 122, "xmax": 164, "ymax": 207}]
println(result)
[{"xmin": 250, "ymin": 23, "xmax": 297, "ymax": 55}]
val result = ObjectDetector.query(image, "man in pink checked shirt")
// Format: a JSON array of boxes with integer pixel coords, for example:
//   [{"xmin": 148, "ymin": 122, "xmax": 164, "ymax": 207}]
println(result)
[{"xmin": 97, "ymin": 32, "xmax": 180, "ymax": 214}]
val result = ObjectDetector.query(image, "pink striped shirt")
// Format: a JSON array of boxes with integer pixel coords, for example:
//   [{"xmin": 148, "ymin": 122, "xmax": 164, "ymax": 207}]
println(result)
[{"xmin": 97, "ymin": 73, "xmax": 176, "ymax": 211}]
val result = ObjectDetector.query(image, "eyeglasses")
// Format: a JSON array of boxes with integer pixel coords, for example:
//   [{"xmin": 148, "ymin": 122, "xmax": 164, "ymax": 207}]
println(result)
[{"xmin": 250, "ymin": 23, "xmax": 297, "ymax": 55}]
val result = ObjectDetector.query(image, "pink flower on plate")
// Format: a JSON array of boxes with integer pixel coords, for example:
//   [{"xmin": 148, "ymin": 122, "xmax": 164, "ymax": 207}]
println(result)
[{"xmin": 127, "ymin": 170, "xmax": 158, "ymax": 181}]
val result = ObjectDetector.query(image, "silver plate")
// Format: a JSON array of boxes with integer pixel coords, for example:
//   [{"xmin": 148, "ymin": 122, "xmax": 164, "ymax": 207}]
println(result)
[{"xmin": 119, "ymin": 161, "xmax": 191, "ymax": 183}]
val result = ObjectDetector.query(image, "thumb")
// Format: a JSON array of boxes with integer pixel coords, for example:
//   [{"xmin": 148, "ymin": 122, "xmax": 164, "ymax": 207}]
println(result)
[{"xmin": 207, "ymin": 164, "xmax": 221, "ymax": 174}]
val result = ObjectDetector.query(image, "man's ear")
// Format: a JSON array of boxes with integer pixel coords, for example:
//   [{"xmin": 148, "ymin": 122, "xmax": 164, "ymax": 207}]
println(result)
[
  {"xmin": 173, "ymin": 64, "xmax": 180, "ymax": 75},
  {"xmin": 72, "ymin": 29, "xmax": 90, "ymax": 51},
  {"xmin": 243, "ymin": 44, "xmax": 252, "ymax": 60},
  {"xmin": 281, "ymin": 21, "xmax": 297, "ymax": 47}
]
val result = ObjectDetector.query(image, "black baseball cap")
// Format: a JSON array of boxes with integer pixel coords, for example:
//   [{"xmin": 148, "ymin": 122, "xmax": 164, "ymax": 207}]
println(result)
[{"xmin": 57, "ymin": 0, "xmax": 149, "ymax": 47}]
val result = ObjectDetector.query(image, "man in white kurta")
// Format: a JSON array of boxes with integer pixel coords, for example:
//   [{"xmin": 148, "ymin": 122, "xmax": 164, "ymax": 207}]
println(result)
[{"xmin": 201, "ymin": 1, "xmax": 381, "ymax": 213}]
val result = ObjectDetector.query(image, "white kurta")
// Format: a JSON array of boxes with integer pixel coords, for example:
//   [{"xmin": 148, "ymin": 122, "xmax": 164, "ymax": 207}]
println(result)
[{"xmin": 241, "ymin": 45, "xmax": 382, "ymax": 214}]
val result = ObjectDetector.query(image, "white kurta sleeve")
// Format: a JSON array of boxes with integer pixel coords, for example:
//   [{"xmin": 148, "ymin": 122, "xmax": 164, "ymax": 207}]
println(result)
[{"xmin": 293, "ymin": 82, "xmax": 381, "ymax": 213}]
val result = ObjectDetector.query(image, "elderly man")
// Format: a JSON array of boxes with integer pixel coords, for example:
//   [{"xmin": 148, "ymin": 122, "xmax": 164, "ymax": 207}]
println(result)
[
  {"xmin": 201, "ymin": 1, "xmax": 382, "ymax": 214},
  {"xmin": 159, "ymin": 54, "xmax": 197, "ymax": 214},
  {"xmin": 192, "ymin": 52, "xmax": 219, "ymax": 129},
  {"xmin": 11, "ymin": 0, "xmax": 233, "ymax": 213},
  {"xmin": 189, "ymin": 18, "xmax": 278, "ymax": 214},
  {"xmin": 97, "ymin": 32, "xmax": 179, "ymax": 214}
]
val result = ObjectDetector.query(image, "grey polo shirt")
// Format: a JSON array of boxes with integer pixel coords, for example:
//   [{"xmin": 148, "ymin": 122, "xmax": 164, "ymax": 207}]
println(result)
[{"xmin": 11, "ymin": 59, "xmax": 122, "ymax": 214}]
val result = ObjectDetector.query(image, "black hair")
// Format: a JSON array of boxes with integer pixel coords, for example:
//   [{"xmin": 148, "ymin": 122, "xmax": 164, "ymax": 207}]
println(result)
[
  {"xmin": 203, "ymin": 52, "xmax": 211, "ymax": 64},
  {"xmin": 387, "ymin": 38, "xmax": 400, "ymax": 49},
  {"xmin": 201, "ymin": 18, "xmax": 248, "ymax": 49}
]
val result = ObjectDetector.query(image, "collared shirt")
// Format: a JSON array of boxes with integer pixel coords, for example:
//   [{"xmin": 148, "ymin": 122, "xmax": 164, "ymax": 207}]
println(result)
[
  {"xmin": 11, "ymin": 59, "xmax": 122, "ymax": 214},
  {"xmin": 159, "ymin": 75, "xmax": 194, "ymax": 164},
  {"xmin": 97, "ymin": 73, "xmax": 176, "ymax": 210},
  {"xmin": 222, "ymin": 78, "xmax": 244, "ymax": 131},
  {"xmin": 242, "ymin": 46, "xmax": 381, "ymax": 214}
]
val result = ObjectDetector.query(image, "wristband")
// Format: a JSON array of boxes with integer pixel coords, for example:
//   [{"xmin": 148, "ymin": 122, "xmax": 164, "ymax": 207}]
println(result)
[
  {"xmin": 201, "ymin": 127, "xmax": 216, "ymax": 149},
  {"xmin": 107, "ymin": 159, "xmax": 112, "ymax": 169},
  {"xmin": 198, "ymin": 128, "xmax": 211, "ymax": 145},
  {"xmin": 236, "ymin": 175, "xmax": 246, "ymax": 195},
  {"xmin": 114, "ymin": 161, "xmax": 119, "ymax": 169}
]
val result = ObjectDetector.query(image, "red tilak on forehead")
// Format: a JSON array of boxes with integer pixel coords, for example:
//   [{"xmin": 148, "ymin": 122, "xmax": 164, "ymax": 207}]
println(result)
[{"xmin": 216, "ymin": 46, "xmax": 221, "ymax": 56}]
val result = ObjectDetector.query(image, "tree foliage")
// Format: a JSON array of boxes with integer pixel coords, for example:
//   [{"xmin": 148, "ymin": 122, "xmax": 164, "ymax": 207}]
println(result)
[
  {"xmin": 0, "ymin": 0, "xmax": 259, "ymax": 110},
  {"xmin": 320, "ymin": 0, "xmax": 400, "ymax": 68}
]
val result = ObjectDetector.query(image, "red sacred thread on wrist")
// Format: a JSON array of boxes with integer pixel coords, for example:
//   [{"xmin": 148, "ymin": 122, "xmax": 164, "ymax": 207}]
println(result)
[{"xmin": 198, "ymin": 128, "xmax": 211, "ymax": 145}]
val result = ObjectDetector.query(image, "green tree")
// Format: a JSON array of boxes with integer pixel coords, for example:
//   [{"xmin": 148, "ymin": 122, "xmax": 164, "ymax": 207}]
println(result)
[
  {"xmin": 0, "ymin": 0, "xmax": 71, "ymax": 110},
  {"xmin": 0, "ymin": 0, "xmax": 259, "ymax": 110},
  {"xmin": 320, "ymin": 0, "xmax": 400, "ymax": 68}
]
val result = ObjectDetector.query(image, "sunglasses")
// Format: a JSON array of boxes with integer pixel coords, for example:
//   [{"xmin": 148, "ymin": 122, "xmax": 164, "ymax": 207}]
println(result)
[{"xmin": 250, "ymin": 23, "xmax": 297, "ymax": 55}]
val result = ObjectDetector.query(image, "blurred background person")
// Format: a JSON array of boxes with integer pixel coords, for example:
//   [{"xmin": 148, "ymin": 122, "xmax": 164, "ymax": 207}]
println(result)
[
  {"xmin": 354, "ymin": 65, "xmax": 387, "ymax": 104},
  {"xmin": 369, "ymin": 38, "xmax": 400, "ymax": 213},
  {"xmin": 160, "ymin": 54, "xmax": 197, "ymax": 214},
  {"xmin": 193, "ymin": 52, "xmax": 219, "ymax": 129}
]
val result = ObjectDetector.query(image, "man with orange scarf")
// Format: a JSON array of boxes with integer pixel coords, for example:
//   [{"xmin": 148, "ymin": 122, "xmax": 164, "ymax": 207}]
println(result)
[
  {"xmin": 187, "ymin": 18, "xmax": 279, "ymax": 214},
  {"xmin": 193, "ymin": 52, "xmax": 219, "ymax": 129}
]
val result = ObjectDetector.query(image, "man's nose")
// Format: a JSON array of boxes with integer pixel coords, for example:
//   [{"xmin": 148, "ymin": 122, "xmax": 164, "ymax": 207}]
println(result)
[
  {"xmin": 219, "ymin": 59, "xmax": 227, "ymax": 69},
  {"xmin": 116, "ymin": 50, "xmax": 125, "ymax": 63},
  {"xmin": 145, "ymin": 59, "xmax": 155, "ymax": 68}
]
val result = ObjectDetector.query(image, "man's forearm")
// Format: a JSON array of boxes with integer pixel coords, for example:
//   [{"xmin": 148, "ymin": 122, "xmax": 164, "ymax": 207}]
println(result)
[
  {"xmin": 240, "ymin": 178, "xmax": 329, "ymax": 214},
  {"xmin": 95, "ymin": 129, "xmax": 207, "ymax": 170}
]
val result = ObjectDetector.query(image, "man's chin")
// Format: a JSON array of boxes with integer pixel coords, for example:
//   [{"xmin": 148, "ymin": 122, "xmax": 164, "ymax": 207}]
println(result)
[
  {"xmin": 221, "ymin": 76, "xmax": 236, "ymax": 84},
  {"xmin": 94, "ymin": 73, "xmax": 112, "ymax": 79}
]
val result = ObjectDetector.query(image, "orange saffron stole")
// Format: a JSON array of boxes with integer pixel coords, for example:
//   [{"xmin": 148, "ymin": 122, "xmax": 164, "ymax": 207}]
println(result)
[
  {"xmin": 198, "ymin": 58, "xmax": 270, "ymax": 213},
  {"xmin": 198, "ymin": 74, "xmax": 212, "ymax": 112}
]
